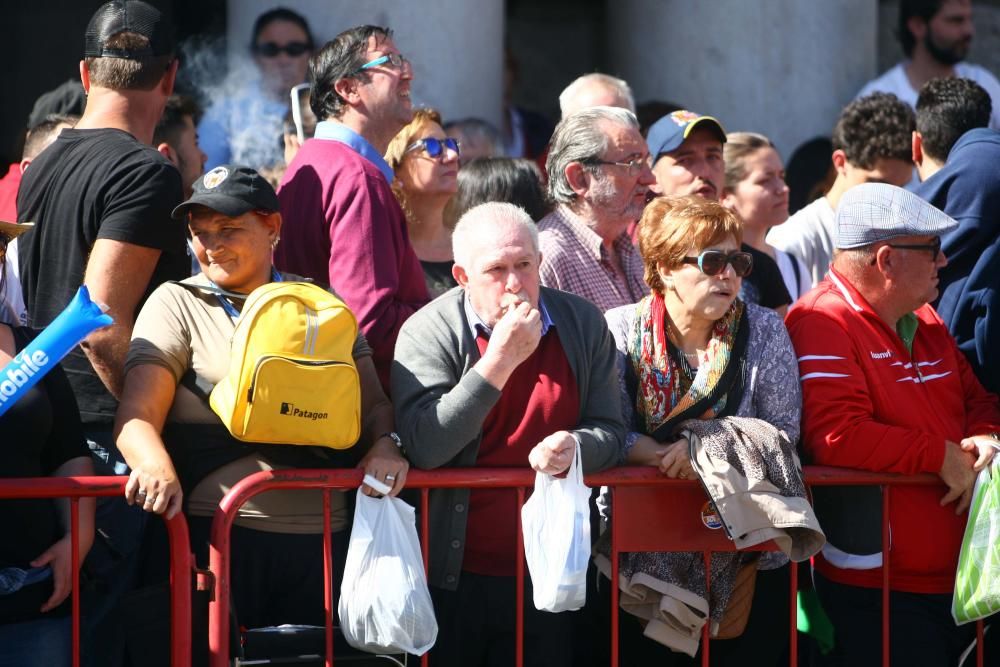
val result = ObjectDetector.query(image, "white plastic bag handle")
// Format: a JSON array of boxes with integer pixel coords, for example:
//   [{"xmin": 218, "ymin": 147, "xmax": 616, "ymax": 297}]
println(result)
[{"xmin": 363, "ymin": 473, "xmax": 392, "ymax": 496}]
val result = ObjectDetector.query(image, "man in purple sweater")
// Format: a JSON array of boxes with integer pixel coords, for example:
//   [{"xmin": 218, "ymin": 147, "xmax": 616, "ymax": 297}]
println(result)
[{"xmin": 275, "ymin": 25, "xmax": 429, "ymax": 391}]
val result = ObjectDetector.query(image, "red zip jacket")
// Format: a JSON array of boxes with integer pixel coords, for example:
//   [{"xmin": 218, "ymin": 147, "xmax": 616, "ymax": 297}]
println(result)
[{"xmin": 786, "ymin": 268, "xmax": 1000, "ymax": 593}]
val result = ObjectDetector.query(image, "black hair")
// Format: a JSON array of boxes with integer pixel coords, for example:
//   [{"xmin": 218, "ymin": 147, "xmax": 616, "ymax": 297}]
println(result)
[
  {"xmin": 915, "ymin": 76, "xmax": 992, "ymax": 162},
  {"xmin": 309, "ymin": 25, "xmax": 392, "ymax": 121},
  {"xmin": 831, "ymin": 93, "xmax": 915, "ymax": 169},
  {"xmin": 153, "ymin": 93, "xmax": 202, "ymax": 147},
  {"xmin": 897, "ymin": 0, "xmax": 944, "ymax": 57},
  {"xmin": 443, "ymin": 157, "xmax": 551, "ymax": 228},
  {"xmin": 22, "ymin": 114, "xmax": 79, "ymax": 160},
  {"xmin": 785, "ymin": 136, "xmax": 835, "ymax": 214},
  {"xmin": 250, "ymin": 7, "xmax": 314, "ymax": 51}
]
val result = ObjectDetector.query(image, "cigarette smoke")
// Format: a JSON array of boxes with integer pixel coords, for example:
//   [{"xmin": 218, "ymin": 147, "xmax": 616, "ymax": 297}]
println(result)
[{"xmin": 177, "ymin": 35, "xmax": 286, "ymax": 172}]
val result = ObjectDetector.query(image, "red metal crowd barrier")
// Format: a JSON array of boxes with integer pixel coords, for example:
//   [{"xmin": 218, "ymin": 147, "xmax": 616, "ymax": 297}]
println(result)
[
  {"xmin": 0, "ymin": 475, "xmax": 194, "ymax": 667},
  {"xmin": 206, "ymin": 466, "xmax": 989, "ymax": 667}
]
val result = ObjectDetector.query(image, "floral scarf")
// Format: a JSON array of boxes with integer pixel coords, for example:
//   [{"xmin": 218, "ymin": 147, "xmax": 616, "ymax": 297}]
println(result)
[{"xmin": 627, "ymin": 292, "xmax": 747, "ymax": 439}]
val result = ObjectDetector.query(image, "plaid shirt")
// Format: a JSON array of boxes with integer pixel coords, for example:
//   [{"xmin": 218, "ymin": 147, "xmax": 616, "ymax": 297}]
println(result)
[{"xmin": 538, "ymin": 206, "xmax": 648, "ymax": 312}]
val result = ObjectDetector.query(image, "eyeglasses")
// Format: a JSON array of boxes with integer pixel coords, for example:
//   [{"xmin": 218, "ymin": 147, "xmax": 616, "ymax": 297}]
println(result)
[
  {"xmin": 253, "ymin": 41, "xmax": 311, "ymax": 58},
  {"xmin": 583, "ymin": 155, "xmax": 650, "ymax": 177},
  {"xmin": 405, "ymin": 137, "xmax": 460, "ymax": 159},
  {"xmin": 886, "ymin": 237, "xmax": 942, "ymax": 260},
  {"xmin": 355, "ymin": 53, "xmax": 409, "ymax": 74},
  {"xmin": 682, "ymin": 250, "xmax": 754, "ymax": 277}
]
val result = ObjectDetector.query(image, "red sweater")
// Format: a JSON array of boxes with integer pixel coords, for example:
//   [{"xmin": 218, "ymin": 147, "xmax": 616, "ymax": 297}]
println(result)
[
  {"xmin": 787, "ymin": 268, "xmax": 1000, "ymax": 593},
  {"xmin": 0, "ymin": 164, "xmax": 21, "ymax": 221},
  {"xmin": 275, "ymin": 139, "xmax": 429, "ymax": 391},
  {"xmin": 462, "ymin": 329, "xmax": 580, "ymax": 576}
]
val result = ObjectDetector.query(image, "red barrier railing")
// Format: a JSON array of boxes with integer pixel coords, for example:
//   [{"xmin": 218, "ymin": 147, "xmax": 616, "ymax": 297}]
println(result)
[
  {"xmin": 0, "ymin": 476, "xmax": 195, "ymax": 667},
  {"xmin": 206, "ymin": 466, "xmax": 987, "ymax": 667}
]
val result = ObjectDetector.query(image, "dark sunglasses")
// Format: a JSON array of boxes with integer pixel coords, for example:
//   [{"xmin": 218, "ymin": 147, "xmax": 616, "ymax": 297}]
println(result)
[
  {"xmin": 886, "ymin": 237, "xmax": 942, "ymax": 260},
  {"xmin": 253, "ymin": 41, "xmax": 311, "ymax": 58},
  {"xmin": 682, "ymin": 250, "xmax": 753, "ymax": 277},
  {"xmin": 405, "ymin": 137, "xmax": 460, "ymax": 159}
]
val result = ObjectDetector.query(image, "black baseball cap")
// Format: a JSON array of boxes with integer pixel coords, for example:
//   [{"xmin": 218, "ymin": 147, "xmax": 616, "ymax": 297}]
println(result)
[
  {"xmin": 171, "ymin": 165, "xmax": 280, "ymax": 219},
  {"xmin": 84, "ymin": 1, "xmax": 174, "ymax": 59}
]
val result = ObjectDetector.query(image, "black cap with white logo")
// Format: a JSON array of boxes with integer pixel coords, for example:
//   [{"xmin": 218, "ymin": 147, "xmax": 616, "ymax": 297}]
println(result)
[{"xmin": 171, "ymin": 165, "xmax": 280, "ymax": 220}]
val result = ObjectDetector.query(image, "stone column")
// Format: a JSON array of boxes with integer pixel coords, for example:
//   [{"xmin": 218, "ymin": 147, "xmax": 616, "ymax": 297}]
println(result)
[
  {"xmin": 607, "ymin": 0, "xmax": 879, "ymax": 158},
  {"xmin": 228, "ymin": 0, "xmax": 505, "ymax": 127}
]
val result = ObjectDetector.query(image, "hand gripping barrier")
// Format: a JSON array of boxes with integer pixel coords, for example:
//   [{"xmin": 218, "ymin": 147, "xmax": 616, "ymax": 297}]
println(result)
[
  {"xmin": 0, "ymin": 476, "xmax": 194, "ymax": 667},
  {"xmin": 207, "ymin": 466, "xmax": 988, "ymax": 667}
]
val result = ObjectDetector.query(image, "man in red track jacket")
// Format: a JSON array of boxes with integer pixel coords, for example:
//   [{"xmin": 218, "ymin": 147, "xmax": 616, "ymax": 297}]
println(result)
[{"xmin": 786, "ymin": 182, "xmax": 1000, "ymax": 666}]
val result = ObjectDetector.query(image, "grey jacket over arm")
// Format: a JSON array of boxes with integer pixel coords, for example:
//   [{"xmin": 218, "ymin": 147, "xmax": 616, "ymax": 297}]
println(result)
[{"xmin": 392, "ymin": 285, "xmax": 624, "ymax": 589}]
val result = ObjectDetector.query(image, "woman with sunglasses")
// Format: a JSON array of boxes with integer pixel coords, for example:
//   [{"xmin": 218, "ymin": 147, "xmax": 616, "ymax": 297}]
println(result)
[
  {"xmin": 385, "ymin": 108, "xmax": 461, "ymax": 298},
  {"xmin": 199, "ymin": 8, "xmax": 315, "ymax": 171},
  {"xmin": 600, "ymin": 196, "xmax": 804, "ymax": 665},
  {"xmin": 722, "ymin": 132, "xmax": 810, "ymax": 311}
]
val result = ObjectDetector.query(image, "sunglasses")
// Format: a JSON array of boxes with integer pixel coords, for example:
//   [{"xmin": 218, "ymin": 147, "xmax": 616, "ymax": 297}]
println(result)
[
  {"xmin": 886, "ymin": 237, "xmax": 942, "ymax": 261},
  {"xmin": 682, "ymin": 250, "xmax": 753, "ymax": 277},
  {"xmin": 254, "ymin": 41, "xmax": 311, "ymax": 58},
  {"xmin": 354, "ymin": 53, "xmax": 409, "ymax": 74},
  {"xmin": 405, "ymin": 137, "xmax": 460, "ymax": 159}
]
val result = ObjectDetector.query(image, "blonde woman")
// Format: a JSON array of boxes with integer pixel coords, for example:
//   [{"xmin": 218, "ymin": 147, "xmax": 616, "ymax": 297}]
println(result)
[{"xmin": 386, "ymin": 108, "xmax": 461, "ymax": 297}]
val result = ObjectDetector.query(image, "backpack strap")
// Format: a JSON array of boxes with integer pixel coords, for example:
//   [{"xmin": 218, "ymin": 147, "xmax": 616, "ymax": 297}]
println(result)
[{"xmin": 169, "ymin": 269, "xmax": 283, "ymax": 319}]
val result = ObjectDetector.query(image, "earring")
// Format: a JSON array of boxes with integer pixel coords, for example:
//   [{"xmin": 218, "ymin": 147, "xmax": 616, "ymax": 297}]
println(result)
[
  {"xmin": 271, "ymin": 236, "xmax": 280, "ymax": 250},
  {"xmin": 664, "ymin": 277, "xmax": 674, "ymax": 290}
]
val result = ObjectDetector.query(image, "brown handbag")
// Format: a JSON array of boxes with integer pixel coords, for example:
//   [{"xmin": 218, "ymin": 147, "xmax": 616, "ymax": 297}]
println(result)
[{"xmin": 715, "ymin": 558, "xmax": 758, "ymax": 639}]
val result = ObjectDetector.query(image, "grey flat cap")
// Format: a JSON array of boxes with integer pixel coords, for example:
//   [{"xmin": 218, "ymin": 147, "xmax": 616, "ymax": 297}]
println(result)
[{"xmin": 836, "ymin": 182, "xmax": 957, "ymax": 249}]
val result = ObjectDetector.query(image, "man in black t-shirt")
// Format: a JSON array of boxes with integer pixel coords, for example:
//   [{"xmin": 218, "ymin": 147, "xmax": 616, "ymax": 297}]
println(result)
[
  {"xmin": 646, "ymin": 110, "xmax": 792, "ymax": 312},
  {"xmin": 18, "ymin": 1, "xmax": 186, "ymax": 431},
  {"xmin": 15, "ymin": 4, "xmax": 185, "ymax": 665}
]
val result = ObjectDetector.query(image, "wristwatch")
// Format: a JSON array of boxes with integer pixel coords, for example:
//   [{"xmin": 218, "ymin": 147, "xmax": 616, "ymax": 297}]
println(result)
[{"xmin": 380, "ymin": 431, "xmax": 405, "ymax": 455}]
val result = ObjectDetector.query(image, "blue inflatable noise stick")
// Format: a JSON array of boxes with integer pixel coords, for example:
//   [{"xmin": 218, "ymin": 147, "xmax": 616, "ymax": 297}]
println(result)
[{"xmin": 0, "ymin": 285, "xmax": 113, "ymax": 419}]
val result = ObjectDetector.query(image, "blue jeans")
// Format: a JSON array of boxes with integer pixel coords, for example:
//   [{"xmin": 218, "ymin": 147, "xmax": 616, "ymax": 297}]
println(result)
[{"xmin": 0, "ymin": 615, "xmax": 72, "ymax": 667}]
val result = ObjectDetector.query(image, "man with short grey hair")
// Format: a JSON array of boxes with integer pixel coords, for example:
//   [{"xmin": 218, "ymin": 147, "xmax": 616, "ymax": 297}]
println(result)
[
  {"xmin": 392, "ymin": 201, "xmax": 622, "ymax": 667},
  {"xmin": 559, "ymin": 72, "xmax": 636, "ymax": 118},
  {"xmin": 787, "ymin": 182, "xmax": 1000, "ymax": 665},
  {"xmin": 537, "ymin": 106, "xmax": 653, "ymax": 311}
]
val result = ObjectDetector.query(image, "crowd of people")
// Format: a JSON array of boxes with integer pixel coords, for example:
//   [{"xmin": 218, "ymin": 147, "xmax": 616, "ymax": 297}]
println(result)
[{"xmin": 2, "ymin": 0, "xmax": 1000, "ymax": 666}]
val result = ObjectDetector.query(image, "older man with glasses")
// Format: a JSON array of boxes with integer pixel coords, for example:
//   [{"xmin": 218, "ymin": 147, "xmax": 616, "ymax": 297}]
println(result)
[
  {"xmin": 537, "ymin": 106, "xmax": 655, "ymax": 312},
  {"xmin": 787, "ymin": 182, "xmax": 1000, "ymax": 666},
  {"xmin": 276, "ymin": 25, "xmax": 429, "ymax": 393}
]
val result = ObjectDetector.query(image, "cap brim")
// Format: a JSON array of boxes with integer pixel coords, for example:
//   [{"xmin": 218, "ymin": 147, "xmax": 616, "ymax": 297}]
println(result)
[
  {"xmin": 651, "ymin": 115, "xmax": 728, "ymax": 160},
  {"xmin": 171, "ymin": 194, "xmax": 257, "ymax": 220},
  {"xmin": 684, "ymin": 116, "xmax": 727, "ymax": 144},
  {"xmin": 0, "ymin": 220, "xmax": 35, "ymax": 238}
]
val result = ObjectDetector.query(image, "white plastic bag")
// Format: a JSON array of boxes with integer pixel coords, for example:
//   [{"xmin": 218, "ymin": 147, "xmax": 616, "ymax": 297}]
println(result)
[
  {"xmin": 338, "ymin": 476, "xmax": 438, "ymax": 655},
  {"xmin": 521, "ymin": 437, "xmax": 591, "ymax": 612}
]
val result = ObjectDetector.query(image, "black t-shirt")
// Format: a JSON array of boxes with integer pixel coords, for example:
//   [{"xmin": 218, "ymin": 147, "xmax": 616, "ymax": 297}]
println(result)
[
  {"xmin": 0, "ymin": 326, "xmax": 89, "ymax": 623},
  {"xmin": 17, "ymin": 128, "xmax": 187, "ymax": 424},
  {"xmin": 419, "ymin": 259, "xmax": 458, "ymax": 299},
  {"xmin": 739, "ymin": 244, "xmax": 791, "ymax": 310}
]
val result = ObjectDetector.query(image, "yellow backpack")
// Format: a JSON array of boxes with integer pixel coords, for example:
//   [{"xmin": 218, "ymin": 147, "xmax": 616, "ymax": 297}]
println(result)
[{"xmin": 209, "ymin": 281, "xmax": 361, "ymax": 449}]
